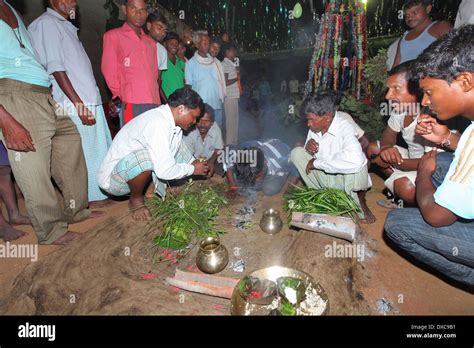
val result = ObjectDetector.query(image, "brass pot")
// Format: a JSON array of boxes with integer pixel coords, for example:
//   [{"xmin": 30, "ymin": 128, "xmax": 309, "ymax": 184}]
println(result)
[
  {"xmin": 260, "ymin": 209, "xmax": 283, "ymax": 235},
  {"xmin": 196, "ymin": 237, "xmax": 229, "ymax": 274}
]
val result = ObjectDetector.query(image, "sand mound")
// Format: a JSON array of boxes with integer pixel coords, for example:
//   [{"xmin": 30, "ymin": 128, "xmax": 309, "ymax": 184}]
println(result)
[{"xmin": 0, "ymin": 192, "xmax": 373, "ymax": 315}]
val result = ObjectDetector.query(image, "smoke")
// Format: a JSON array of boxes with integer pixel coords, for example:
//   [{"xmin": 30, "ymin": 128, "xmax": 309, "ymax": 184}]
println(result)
[{"xmin": 237, "ymin": 55, "xmax": 311, "ymax": 147}]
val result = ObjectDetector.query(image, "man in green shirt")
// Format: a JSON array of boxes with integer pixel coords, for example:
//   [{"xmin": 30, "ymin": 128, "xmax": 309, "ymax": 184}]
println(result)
[{"xmin": 162, "ymin": 32, "xmax": 186, "ymax": 98}]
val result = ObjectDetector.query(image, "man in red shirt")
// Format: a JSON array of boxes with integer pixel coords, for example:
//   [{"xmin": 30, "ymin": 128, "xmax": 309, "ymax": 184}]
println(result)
[{"xmin": 102, "ymin": 0, "xmax": 160, "ymax": 127}]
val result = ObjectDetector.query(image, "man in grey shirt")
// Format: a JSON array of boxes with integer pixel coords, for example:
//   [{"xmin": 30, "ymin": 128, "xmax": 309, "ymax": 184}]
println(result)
[
  {"xmin": 184, "ymin": 104, "xmax": 224, "ymax": 177},
  {"xmin": 28, "ymin": 0, "xmax": 113, "ymax": 209}
]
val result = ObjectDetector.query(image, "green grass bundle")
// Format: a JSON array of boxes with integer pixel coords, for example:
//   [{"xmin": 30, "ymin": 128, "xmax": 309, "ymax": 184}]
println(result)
[
  {"xmin": 285, "ymin": 187, "xmax": 361, "ymax": 219},
  {"xmin": 147, "ymin": 182, "xmax": 228, "ymax": 250}
]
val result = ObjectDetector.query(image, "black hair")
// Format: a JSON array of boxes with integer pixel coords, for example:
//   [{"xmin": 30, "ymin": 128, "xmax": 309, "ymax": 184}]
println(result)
[
  {"xmin": 389, "ymin": 60, "xmax": 423, "ymax": 99},
  {"xmin": 300, "ymin": 90, "xmax": 338, "ymax": 118},
  {"xmin": 146, "ymin": 12, "xmax": 167, "ymax": 26},
  {"xmin": 165, "ymin": 32, "xmax": 180, "ymax": 43},
  {"xmin": 403, "ymin": 0, "xmax": 431, "ymax": 9},
  {"xmin": 168, "ymin": 87, "xmax": 204, "ymax": 110},
  {"xmin": 235, "ymin": 147, "xmax": 265, "ymax": 187},
  {"xmin": 222, "ymin": 43, "xmax": 236, "ymax": 54},
  {"xmin": 203, "ymin": 104, "xmax": 215, "ymax": 121},
  {"xmin": 210, "ymin": 36, "xmax": 222, "ymax": 45},
  {"xmin": 413, "ymin": 24, "xmax": 474, "ymax": 83},
  {"xmin": 389, "ymin": 60, "xmax": 415, "ymax": 79}
]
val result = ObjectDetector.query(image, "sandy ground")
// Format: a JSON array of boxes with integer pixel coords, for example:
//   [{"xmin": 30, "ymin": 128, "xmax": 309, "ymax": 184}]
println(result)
[
  {"xmin": 0, "ymin": 173, "xmax": 472, "ymax": 315},
  {"xmin": 1, "ymin": 108, "xmax": 472, "ymax": 315}
]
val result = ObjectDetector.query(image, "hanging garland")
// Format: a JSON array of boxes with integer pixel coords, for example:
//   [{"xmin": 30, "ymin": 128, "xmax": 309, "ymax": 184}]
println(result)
[{"xmin": 304, "ymin": 0, "xmax": 368, "ymax": 100}]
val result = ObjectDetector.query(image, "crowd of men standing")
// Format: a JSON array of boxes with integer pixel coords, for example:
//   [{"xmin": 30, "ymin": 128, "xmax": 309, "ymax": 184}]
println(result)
[{"xmin": 0, "ymin": 0, "xmax": 241, "ymax": 244}]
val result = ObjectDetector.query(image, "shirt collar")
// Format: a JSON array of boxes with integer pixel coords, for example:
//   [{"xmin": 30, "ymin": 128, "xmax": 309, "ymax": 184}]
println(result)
[
  {"xmin": 47, "ymin": 8, "xmax": 68, "ymax": 22},
  {"xmin": 121, "ymin": 22, "xmax": 145, "ymax": 40},
  {"xmin": 161, "ymin": 104, "xmax": 177, "ymax": 128},
  {"xmin": 325, "ymin": 111, "xmax": 342, "ymax": 136},
  {"xmin": 194, "ymin": 129, "xmax": 214, "ymax": 141},
  {"xmin": 46, "ymin": 8, "xmax": 78, "ymax": 29}
]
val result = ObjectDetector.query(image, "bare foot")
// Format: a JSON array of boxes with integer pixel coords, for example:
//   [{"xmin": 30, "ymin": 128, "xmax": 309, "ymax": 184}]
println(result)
[
  {"xmin": 361, "ymin": 209, "xmax": 376, "ymax": 224},
  {"xmin": 145, "ymin": 182, "xmax": 156, "ymax": 198},
  {"xmin": 0, "ymin": 224, "xmax": 27, "ymax": 242},
  {"xmin": 8, "ymin": 212, "xmax": 31, "ymax": 226},
  {"xmin": 129, "ymin": 197, "xmax": 151, "ymax": 221},
  {"xmin": 89, "ymin": 199, "xmax": 116, "ymax": 209},
  {"xmin": 359, "ymin": 202, "xmax": 376, "ymax": 224},
  {"xmin": 89, "ymin": 210, "xmax": 107, "ymax": 219},
  {"xmin": 52, "ymin": 231, "xmax": 81, "ymax": 246},
  {"xmin": 357, "ymin": 191, "xmax": 376, "ymax": 224}
]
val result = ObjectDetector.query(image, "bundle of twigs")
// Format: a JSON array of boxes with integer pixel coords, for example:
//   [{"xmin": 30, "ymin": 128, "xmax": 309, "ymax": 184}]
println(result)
[{"xmin": 147, "ymin": 181, "xmax": 228, "ymax": 250}]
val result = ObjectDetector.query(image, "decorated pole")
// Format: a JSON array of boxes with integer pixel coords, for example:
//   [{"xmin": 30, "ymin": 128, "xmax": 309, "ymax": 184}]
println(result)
[{"xmin": 304, "ymin": 0, "xmax": 368, "ymax": 100}]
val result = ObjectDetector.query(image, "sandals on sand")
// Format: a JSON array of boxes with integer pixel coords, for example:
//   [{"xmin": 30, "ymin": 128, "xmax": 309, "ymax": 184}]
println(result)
[{"xmin": 377, "ymin": 199, "xmax": 400, "ymax": 209}]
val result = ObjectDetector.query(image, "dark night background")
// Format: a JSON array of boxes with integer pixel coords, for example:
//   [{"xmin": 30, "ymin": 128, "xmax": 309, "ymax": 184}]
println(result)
[{"xmin": 157, "ymin": 0, "xmax": 462, "ymax": 52}]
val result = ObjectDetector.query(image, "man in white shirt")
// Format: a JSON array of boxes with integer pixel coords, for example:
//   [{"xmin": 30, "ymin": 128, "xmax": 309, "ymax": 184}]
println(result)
[
  {"xmin": 291, "ymin": 91, "xmax": 375, "ymax": 223},
  {"xmin": 367, "ymin": 61, "xmax": 437, "ymax": 207},
  {"xmin": 146, "ymin": 12, "xmax": 168, "ymax": 103},
  {"xmin": 184, "ymin": 104, "xmax": 224, "ymax": 177},
  {"xmin": 98, "ymin": 88, "xmax": 209, "ymax": 221},
  {"xmin": 455, "ymin": 0, "xmax": 474, "ymax": 28},
  {"xmin": 222, "ymin": 43, "xmax": 240, "ymax": 145}
]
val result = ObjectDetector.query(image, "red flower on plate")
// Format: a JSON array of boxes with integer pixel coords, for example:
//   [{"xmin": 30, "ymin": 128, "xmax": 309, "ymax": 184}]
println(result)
[{"xmin": 249, "ymin": 291, "xmax": 263, "ymax": 299}]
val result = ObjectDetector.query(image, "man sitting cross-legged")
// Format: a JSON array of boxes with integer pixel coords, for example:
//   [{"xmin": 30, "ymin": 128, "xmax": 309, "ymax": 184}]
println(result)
[
  {"xmin": 98, "ymin": 87, "xmax": 209, "ymax": 221},
  {"xmin": 290, "ymin": 91, "xmax": 375, "ymax": 223}
]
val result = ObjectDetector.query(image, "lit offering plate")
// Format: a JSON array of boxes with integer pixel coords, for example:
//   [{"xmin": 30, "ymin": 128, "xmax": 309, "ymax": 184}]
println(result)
[{"xmin": 230, "ymin": 266, "xmax": 329, "ymax": 316}]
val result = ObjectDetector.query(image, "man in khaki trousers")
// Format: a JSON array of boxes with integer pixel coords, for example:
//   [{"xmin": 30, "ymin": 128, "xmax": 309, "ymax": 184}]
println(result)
[{"xmin": 0, "ymin": 1, "xmax": 91, "ymax": 245}]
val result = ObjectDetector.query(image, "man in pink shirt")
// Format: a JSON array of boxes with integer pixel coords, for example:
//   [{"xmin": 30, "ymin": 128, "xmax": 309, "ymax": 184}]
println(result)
[{"xmin": 102, "ymin": 0, "xmax": 160, "ymax": 127}]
